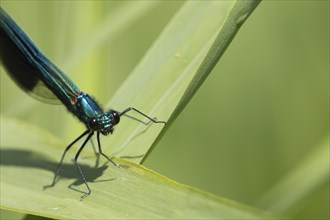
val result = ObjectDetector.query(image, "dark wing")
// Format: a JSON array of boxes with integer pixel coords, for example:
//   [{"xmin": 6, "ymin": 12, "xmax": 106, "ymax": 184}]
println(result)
[{"xmin": 0, "ymin": 8, "xmax": 81, "ymax": 107}]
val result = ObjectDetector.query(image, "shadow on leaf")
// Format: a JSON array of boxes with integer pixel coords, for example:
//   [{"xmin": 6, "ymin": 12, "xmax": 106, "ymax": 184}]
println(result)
[{"xmin": 0, "ymin": 148, "xmax": 114, "ymax": 188}]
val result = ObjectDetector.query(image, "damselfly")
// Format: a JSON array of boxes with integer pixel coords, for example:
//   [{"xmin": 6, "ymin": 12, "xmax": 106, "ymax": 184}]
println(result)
[{"xmin": 0, "ymin": 8, "xmax": 166, "ymax": 198}]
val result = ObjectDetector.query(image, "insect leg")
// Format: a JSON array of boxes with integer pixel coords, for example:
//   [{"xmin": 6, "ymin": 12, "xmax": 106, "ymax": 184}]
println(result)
[
  {"xmin": 119, "ymin": 107, "xmax": 166, "ymax": 124},
  {"xmin": 45, "ymin": 129, "xmax": 90, "ymax": 189},
  {"xmin": 97, "ymin": 131, "xmax": 119, "ymax": 167}
]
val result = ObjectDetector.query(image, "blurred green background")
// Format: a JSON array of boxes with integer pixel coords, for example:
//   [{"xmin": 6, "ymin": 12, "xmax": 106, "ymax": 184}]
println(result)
[{"xmin": 1, "ymin": 1, "xmax": 328, "ymax": 219}]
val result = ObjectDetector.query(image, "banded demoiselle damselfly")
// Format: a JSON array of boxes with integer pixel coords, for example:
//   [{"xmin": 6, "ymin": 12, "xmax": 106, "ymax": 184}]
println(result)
[{"xmin": 0, "ymin": 8, "xmax": 166, "ymax": 199}]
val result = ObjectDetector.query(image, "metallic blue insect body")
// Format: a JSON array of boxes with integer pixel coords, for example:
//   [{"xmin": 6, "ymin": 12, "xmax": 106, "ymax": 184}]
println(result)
[{"xmin": 0, "ymin": 8, "xmax": 165, "ymax": 198}]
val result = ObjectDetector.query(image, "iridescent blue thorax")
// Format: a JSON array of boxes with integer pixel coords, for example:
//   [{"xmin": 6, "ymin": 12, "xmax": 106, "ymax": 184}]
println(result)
[{"xmin": 70, "ymin": 93, "xmax": 120, "ymax": 135}]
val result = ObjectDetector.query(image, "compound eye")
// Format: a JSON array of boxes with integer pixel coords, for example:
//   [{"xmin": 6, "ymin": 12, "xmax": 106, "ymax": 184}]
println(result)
[
  {"xmin": 88, "ymin": 118, "xmax": 99, "ymax": 130},
  {"xmin": 111, "ymin": 111, "xmax": 120, "ymax": 125}
]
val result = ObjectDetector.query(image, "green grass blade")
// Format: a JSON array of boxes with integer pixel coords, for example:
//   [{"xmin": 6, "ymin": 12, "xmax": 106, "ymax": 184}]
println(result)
[
  {"xmin": 0, "ymin": 209, "xmax": 26, "ymax": 220},
  {"xmin": 255, "ymin": 137, "xmax": 329, "ymax": 215},
  {"xmin": 1, "ymin": 1, "xmax": 263, "ymax": 218},
  {"xmin": 62, "ymin": 1, "xmax": 159, "ymax": 71},
  {"xmin": 0, "ymin": 116, "xmax": 275, "ymax": 219},
  {"xmin": 103, "ymin": 0, "xmax": 261, "ymax": 163}
]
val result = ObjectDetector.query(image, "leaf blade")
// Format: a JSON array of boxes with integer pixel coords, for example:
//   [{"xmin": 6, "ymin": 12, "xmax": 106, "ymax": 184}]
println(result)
[
  {"xmin": 105, "ymin": 0, "xmax": 261, "ymax": 163},
  {"xmin": 0, "ymin": 116, "xmax": 275, "ymax": 219}
]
